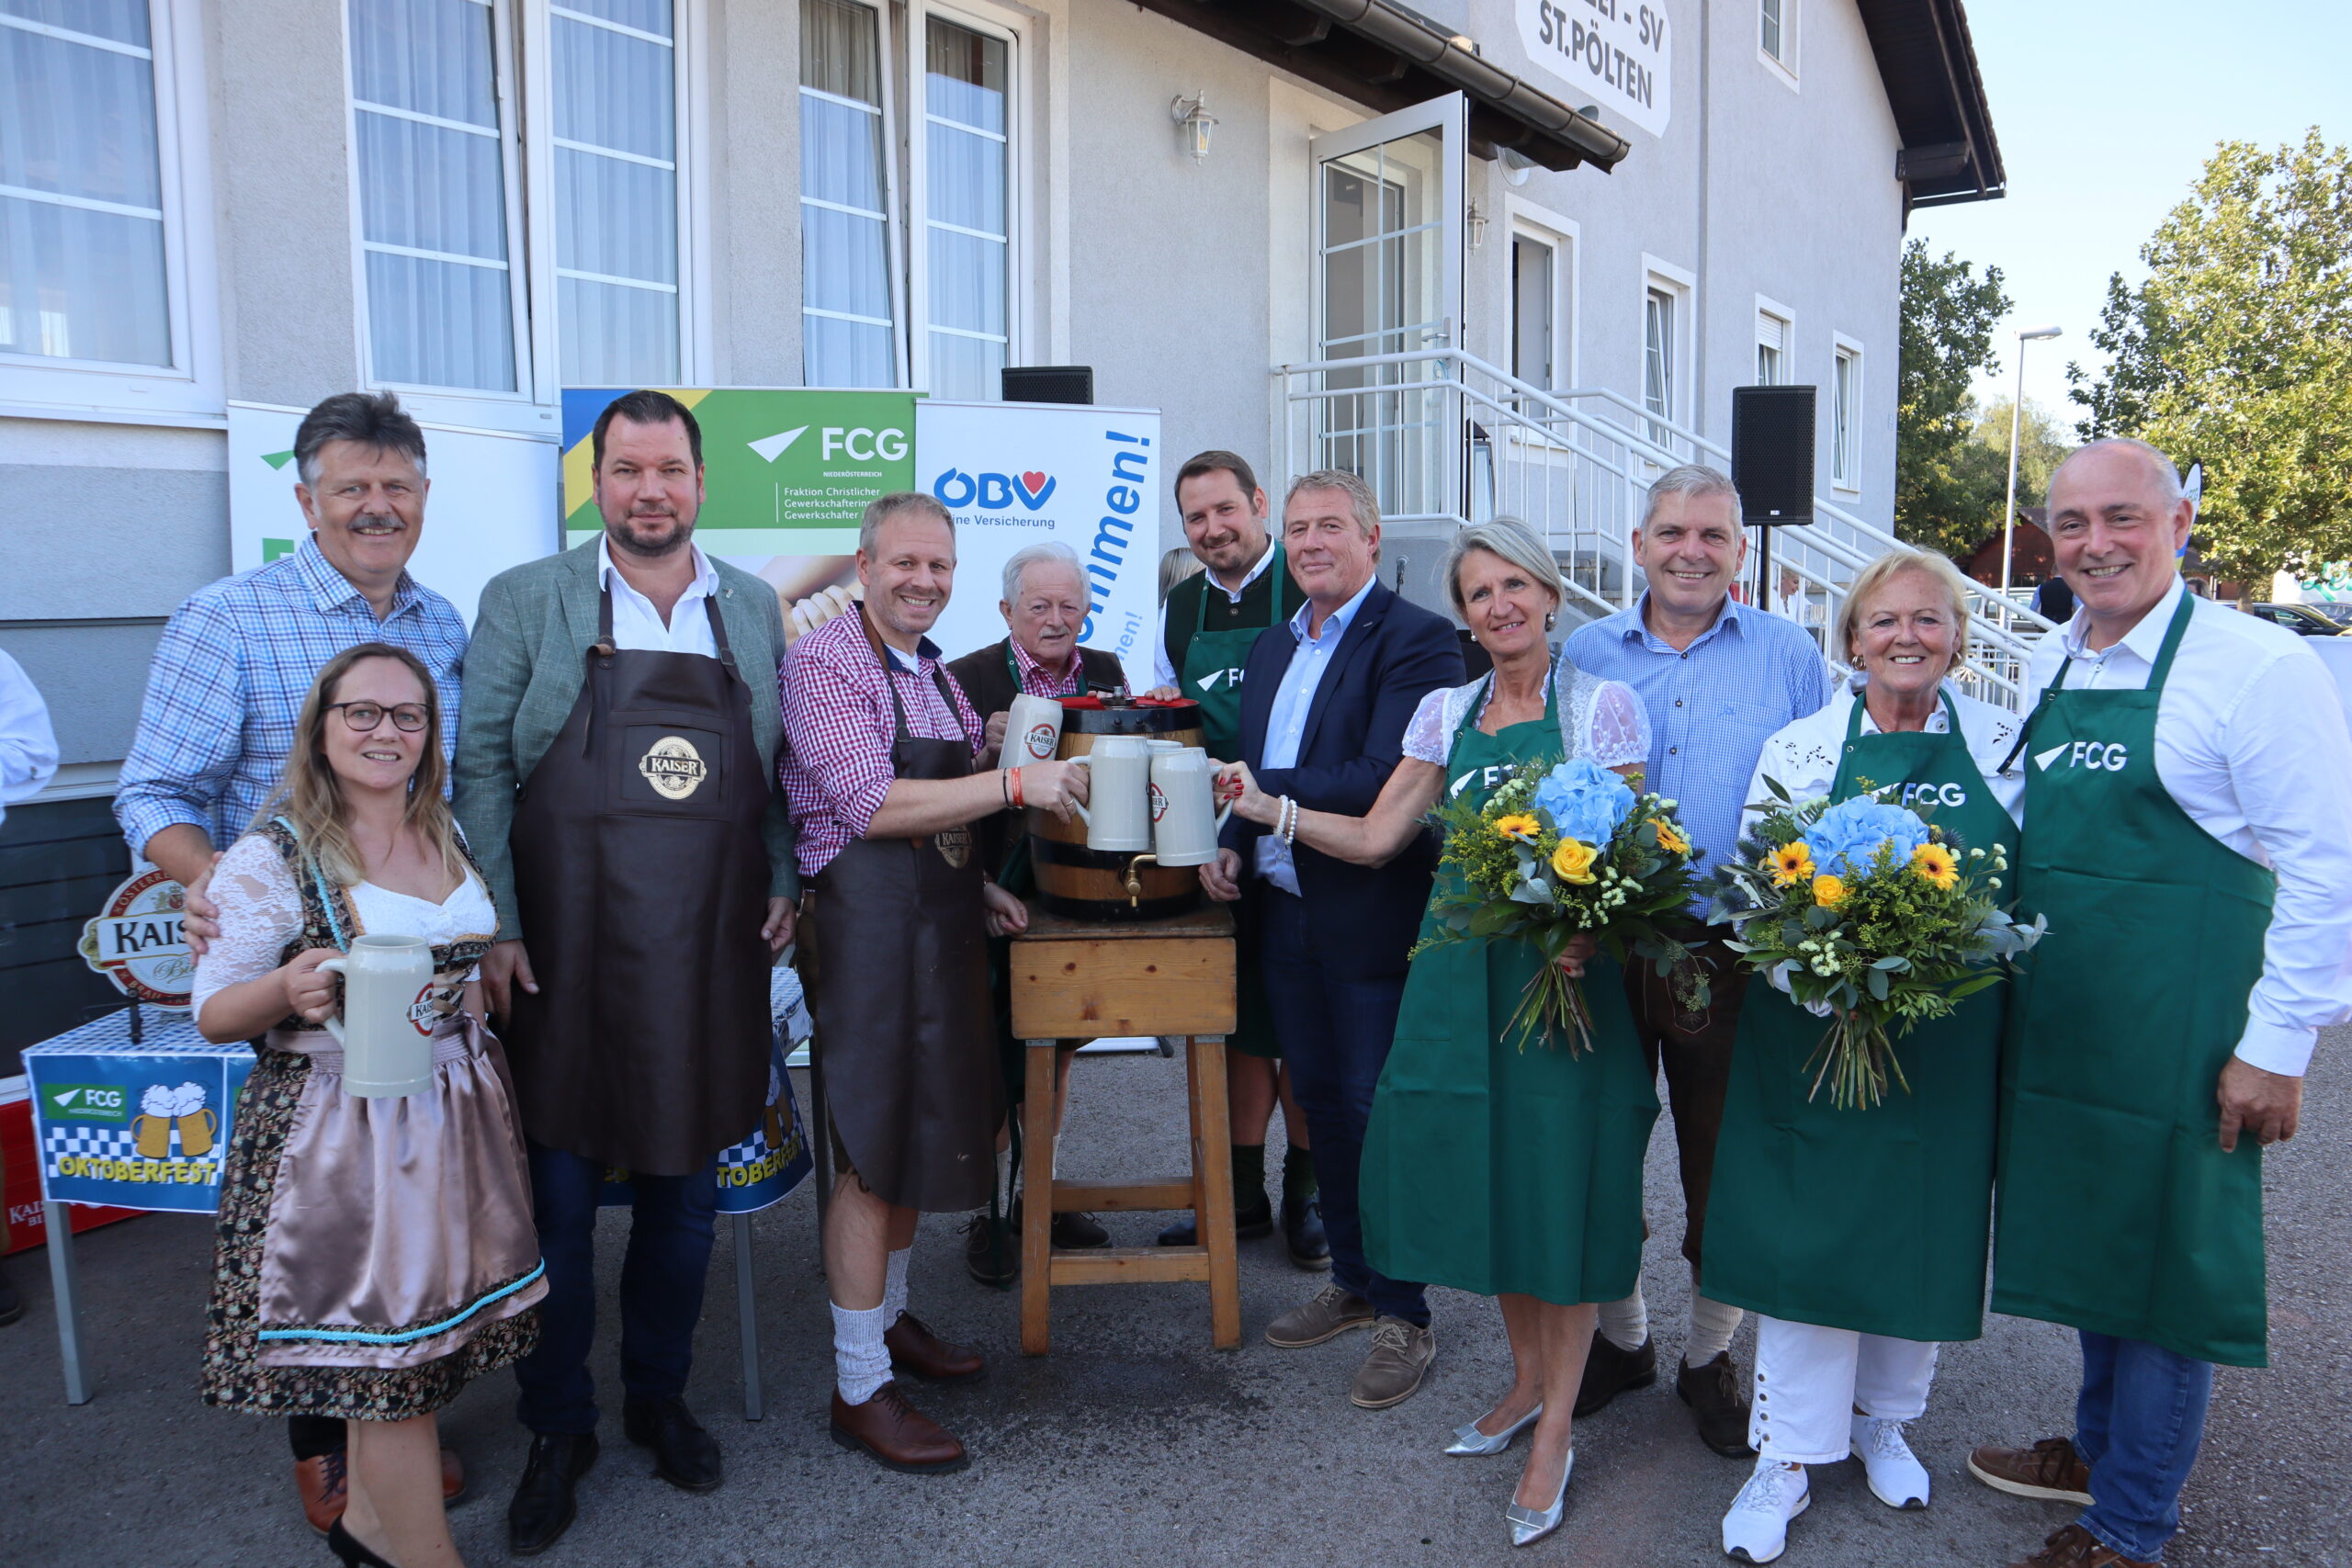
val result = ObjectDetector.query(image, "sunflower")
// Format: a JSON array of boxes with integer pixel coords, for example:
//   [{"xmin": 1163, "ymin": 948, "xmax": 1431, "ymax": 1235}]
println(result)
[
  {"xmin": 1911, "ymin": 841, "xmax": 1960, "ymax": 890},
  {"xmin": 1651, "ymin": 817, "xmax": 1690, "ymax": 856},
  {"xmin": 1551, "ymin": 838, "xmax": 1600, "ymax": 885},
  {"xmin": 1768, "ymin": 841, "xmax": 1815, "ymax": 886},
  {"xmin": 1812, "ymin": 874, "xmax": 1849, "ymax": 908},
  {"xmin": 1494, "ymin": 813, "xmax": 1542, "ymax": 841}
]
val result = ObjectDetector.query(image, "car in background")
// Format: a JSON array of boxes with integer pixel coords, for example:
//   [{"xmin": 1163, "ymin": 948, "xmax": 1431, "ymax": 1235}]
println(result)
[
  {"xmin": 2295, "ymin": 601, "xmax": 2352, "ymax": 629},
  {"xmin": 2248, "ymin": 603, "xmax": 2347, "ymax": 637}
]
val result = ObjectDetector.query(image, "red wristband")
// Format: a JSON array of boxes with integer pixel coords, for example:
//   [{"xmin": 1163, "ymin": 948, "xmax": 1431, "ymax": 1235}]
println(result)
[{"xmin": 1009, "ymin": 765, "xmax": 1024, "ymax": 809}]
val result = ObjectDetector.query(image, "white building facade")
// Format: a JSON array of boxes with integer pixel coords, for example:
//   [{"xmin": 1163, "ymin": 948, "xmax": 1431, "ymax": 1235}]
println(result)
[{"xmin": 0, "ymin": 0, "xmax": 1999, "ymax": 1051}]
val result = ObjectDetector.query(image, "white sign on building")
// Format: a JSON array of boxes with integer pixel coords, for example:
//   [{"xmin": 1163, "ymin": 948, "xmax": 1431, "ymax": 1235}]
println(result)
[{"xmin": 1516, "ymin": 0, "xmax": 1674, "ymax": 139}]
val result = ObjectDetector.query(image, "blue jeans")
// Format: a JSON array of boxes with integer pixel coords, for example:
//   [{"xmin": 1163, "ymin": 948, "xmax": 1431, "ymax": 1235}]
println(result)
[
  {"xmin": 1260, "ymin": 889, "xmax": 1429, "ymax": 1325},
  {"xmin": 513, "ymin": 1142, "xmax": 718, "ymax": 1436},
  {"xmin": 2075, "ymin": 1331, "xmax": 2214, "ymax": 1561}
]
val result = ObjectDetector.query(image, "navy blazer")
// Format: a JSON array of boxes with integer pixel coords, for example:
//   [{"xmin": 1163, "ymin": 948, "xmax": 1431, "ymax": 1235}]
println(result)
[{"xmin": 1224, "ymin": 578, "xmax": 1464, "ymax": 979}]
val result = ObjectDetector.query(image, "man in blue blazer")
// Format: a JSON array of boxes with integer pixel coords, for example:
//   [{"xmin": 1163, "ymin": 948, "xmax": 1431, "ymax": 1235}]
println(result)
[{"xmin": 1203, "ymin": 469, "xmax": 1464, "ymax": 1409}]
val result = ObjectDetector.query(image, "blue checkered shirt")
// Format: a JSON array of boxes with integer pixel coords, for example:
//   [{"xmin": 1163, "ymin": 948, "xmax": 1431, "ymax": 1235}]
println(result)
[
  {"xmin": 114, "ymin": 540, "xmax": 468, "ymax": 855},
  {"xmin": 1564, "ymin": 594, "xmax": 1830, "ymax": 909}
]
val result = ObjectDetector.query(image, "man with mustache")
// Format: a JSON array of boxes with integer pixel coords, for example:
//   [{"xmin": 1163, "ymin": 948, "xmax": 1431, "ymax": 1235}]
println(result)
[
  {"xmin": 453, "ymin": 390, "xmax": 798, "ymax": 1554},
  {"xmin": 784, "ymin": 492, "xmax": 1090, "ymax": 1472},
  {"xmin": 1562, "ymin": 465, "xmax": 1830, "ymax": 1458},
  {"xmin": 114, "ymin": 390, "xmax": 469, "ymax": 1537}
]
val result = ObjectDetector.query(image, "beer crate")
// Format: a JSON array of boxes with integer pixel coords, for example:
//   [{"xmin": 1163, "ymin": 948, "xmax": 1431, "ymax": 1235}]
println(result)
[{"xmin": 1, "ymin": 1082, "xmax": 138, "ymax": 1255}]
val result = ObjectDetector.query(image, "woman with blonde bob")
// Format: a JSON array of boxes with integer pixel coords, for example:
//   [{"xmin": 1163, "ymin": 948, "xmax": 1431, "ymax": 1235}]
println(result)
[
  {"xmin": 1704, "ymin": 547, "xmax": 2024, "ymax": 1563},
  {"xmin": 195, "ymin": 643, "xmax": 543, "ymax": 1568},
  {"xmin": 1220, "ymin": 517, "xmax": 1655, "ymax": 1548}
]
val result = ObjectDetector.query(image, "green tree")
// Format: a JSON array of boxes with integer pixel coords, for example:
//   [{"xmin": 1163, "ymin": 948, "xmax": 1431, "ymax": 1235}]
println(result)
[
  {"xmin": 1895, "ymin": 239, "xmax": 2011, "ymax": 558},
  {"xmin": 2068, "ymin": 130, "xmax": 2352, "ymax": 582}
]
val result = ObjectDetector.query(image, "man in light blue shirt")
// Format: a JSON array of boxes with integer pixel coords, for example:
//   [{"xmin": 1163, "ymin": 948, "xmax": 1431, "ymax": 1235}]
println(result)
[{"xmin": 1561, "ymin": 464, "xmax": 1830, "ymax": 1455}]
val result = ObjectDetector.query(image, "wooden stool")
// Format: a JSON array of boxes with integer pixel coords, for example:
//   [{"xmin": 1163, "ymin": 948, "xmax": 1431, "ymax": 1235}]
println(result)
[{"xmin": 1008, "ymin": 902, "xmax": 1240, "ymax": 1354}]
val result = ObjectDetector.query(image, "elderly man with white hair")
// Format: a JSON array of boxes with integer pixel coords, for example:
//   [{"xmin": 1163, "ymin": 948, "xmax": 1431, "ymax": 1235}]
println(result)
[
  {"xmin": 946, "ymin": 542, "xmax": 1130, "ymax": 1281},
  {"xmin": 1968, "ymin": 439, "xmax": 2352, "ymax": 1568}
]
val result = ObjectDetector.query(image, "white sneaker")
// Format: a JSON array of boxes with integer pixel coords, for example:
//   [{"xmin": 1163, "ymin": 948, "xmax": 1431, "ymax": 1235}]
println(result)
[
  {"xmin": 1851, "ymin": 1414, "xmax": 1930, "ymax": 1509},
  {"xmin": 1722, "ymin": 1459, "xmax": 1810, "ymax": 1562}
]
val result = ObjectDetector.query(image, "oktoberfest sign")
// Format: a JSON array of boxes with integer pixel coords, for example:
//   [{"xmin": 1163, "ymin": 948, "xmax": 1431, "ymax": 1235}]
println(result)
[{"xmin": 79, "ymin": 869, "xmax": 195, "ymax": 1009}]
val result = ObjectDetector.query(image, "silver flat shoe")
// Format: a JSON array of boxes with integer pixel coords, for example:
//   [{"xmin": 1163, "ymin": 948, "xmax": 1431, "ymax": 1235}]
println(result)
[
  {"xmin": 1444, "ymin": 1403, "xmax": 1544, "ymax": 1456},
  {"xmin": 1505, "ymin": 1449, "xmax": 1574, "ymax": 1548}
]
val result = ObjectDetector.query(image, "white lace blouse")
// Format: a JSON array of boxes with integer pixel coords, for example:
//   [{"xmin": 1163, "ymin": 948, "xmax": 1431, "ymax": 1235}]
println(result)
[
  {"xmin": 191, "ymin": 832, "xmax": 499, "ymax": 1021},
  {"xmin": 1402, "ymin": 659, "xmax": 1652, "ymax": 770},
  {"xmin": 1745, "ymin": 680, "xmax": 2026, "ymax": 824}
]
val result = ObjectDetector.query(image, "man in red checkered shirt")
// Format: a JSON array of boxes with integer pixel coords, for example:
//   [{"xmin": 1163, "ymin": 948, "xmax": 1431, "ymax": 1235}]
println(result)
[{"xmin": 780, "ymin": 492, "xmax": 1087, "ymax": 1474}]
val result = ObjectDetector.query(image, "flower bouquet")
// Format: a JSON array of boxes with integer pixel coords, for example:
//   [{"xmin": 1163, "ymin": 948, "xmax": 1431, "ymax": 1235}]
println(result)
[
  {"xmin": 1705, "ymin": 783, "xmax": 2045, "ymax": 1108},
  {"xmin": 1413, "ymin": 757, "xmax": 1706, "ymax": 1054}
]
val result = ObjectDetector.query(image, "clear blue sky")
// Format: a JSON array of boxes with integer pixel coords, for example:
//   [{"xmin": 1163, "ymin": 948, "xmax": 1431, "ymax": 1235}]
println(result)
[{"xmin": 1907, "ymin": 0, "xmax": 2350, "ymax": 426}]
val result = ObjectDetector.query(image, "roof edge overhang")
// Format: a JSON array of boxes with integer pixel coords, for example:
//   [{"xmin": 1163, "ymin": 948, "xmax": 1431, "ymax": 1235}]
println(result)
[{"xmin": 1857, "ymin": 0, "xmax": 2007, "ymax": 209}]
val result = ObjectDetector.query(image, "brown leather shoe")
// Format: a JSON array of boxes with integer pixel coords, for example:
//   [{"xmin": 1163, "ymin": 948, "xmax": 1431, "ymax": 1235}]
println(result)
[
  {"xmin": 1678, "ymin": 1352, "xmax": 1756, "ymax": 1458},
  {"xmin": 2006, "ymin": 1524, "xmax": 2154, "ymax": 1568},
  {"xmin": 829, "ymin": 1382, "xmax": 969, "ymax": 1473},
  {"xmin": 885, "ymin": 1311, "xmax": 986, "ymax": 1384},
  {"xmin": 300, "ymin": 1448, "xmax": 466, "ymax": 1532},
  {"xmin": 1970, "ymin": 1435, "xmax": 2094, "ymax": 1506}
]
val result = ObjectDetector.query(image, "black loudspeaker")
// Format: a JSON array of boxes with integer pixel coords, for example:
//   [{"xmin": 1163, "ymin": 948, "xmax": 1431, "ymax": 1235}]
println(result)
[
  {"xmin": 1001, "ymin": 366, "xmax": 1094, "ymax": 404},
  {"xmin": 1731, "ymin": 385, "xmax": 1816, "ymax": 525}
]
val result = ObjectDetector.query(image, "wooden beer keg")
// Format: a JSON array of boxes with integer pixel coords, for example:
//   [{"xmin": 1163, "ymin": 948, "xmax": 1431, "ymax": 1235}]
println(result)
[{"xmin": 1030, "ymin": 699, "xmax": 1205, "ymax": 922}]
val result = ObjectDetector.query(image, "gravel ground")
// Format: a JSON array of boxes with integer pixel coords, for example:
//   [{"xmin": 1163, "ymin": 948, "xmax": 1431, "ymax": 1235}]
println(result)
[{"xmin": 3, "ymin": 1028, "xmax": 2345, "ymax": 1568}]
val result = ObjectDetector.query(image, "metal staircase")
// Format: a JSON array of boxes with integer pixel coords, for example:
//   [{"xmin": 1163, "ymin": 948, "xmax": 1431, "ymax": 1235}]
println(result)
[{"xmin": 1276, "ymin": 346, "xmax": 2054, "ymax": 709}]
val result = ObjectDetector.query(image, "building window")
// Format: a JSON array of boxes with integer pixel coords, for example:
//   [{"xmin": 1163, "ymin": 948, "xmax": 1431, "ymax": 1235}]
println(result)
[
  {"xmin": 348, "ymin": 0, "xmax": 526, "ymax": 394},
  {"xmin": 798, "ymin": 0, "xmax": 897, "ymax": 388},
  {"xmin": 1510, "ymin": 234, "xmax": 1554, "ymax": 389},
  {"xmin": 1832, "ymin": 340, "xmax": 1861, "ymax": 490},
  {"xmin": 1643, "ymin": 285, "xmax": 1675, "ymax": 436},
  {"xmin": 922, "ymin": 16, "xmax": 1011, "ymax": 401},
  {"xmin": 1760, "ymin": 0, "xmax": 1785, "ymax": 62},
  {"xmin": 1755, "ymin": 306, "xmax": 1789, "ymax": 385},
  {"xmin": 1, "ymin": 1, "xmax": 172, "ymax": 367},
  {"xmin": 550, "ymin": 0, "xmax": 680, "ymax": 386}
]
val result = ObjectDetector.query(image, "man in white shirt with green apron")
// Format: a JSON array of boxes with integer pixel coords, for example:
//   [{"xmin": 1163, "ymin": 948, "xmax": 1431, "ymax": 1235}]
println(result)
[
  {"xmin": 1971, "ymin": 440, "xmax": 2352, "ymax": 1568},
  {"xmin": 1145, "ymin": 450, "xmax": 1325, "ymax": 1268}
]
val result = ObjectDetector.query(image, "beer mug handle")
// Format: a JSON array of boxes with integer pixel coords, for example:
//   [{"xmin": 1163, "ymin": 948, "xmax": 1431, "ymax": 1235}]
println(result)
[
  {"xmin": 1066, "ymin": 754, "xmax": 1093, "ymax": 825},
  {"xmin": 317, "ymin": 957, "xmax": 348, "ymax": 1043},
  {"xmin": 1215, "ymin": 798, "xmax": 1233, "ymax": 831}
]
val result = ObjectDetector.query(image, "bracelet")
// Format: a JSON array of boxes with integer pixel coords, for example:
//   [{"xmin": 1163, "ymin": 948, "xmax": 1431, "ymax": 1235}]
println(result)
[
  {"xmin": 1008, "ymin": 765, "xmax": 1025, "ymax": 810},
  {"xmin": 1001, "ymin": 768, "xmax": 1012, "ymax": 807},
  {"xmin": 1280, "ymin": 795, "xmax": 1298, "ymax": 846}
]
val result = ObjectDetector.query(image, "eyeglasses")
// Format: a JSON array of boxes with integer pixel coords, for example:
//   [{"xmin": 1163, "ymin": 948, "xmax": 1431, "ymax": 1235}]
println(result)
[{"xmin": 327, "ymin": 701, "xmax": 430, "ymax": 733}]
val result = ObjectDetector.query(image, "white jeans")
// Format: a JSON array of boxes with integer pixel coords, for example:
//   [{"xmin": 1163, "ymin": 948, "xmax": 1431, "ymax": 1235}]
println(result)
[{"xmin": 1749, "ymin": 1314, "xmax": 1940, "ymax": 1464}]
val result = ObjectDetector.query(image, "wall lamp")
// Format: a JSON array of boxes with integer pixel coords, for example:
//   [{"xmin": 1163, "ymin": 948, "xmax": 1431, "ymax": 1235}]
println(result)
[{"xmin": 1171, "ymin": 92, "xmax": 1216, "ymax": 162}]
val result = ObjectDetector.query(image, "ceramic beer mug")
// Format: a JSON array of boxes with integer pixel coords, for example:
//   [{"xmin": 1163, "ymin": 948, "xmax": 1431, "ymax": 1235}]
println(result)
[
  {"xmin": 321, "ymin": 933, "xmax": 437, "ymax": 1099},
  {"xmin": 1148, "ymin": 747, "xmax": 1233, "ymax": 867},
  {"xmin": 1005, "ymin": 693, "xmax": 1065, "ymax": 765},
  {"xmin": 1068, "ymin": 734, "xmax": 1153, "ymax": 852}
]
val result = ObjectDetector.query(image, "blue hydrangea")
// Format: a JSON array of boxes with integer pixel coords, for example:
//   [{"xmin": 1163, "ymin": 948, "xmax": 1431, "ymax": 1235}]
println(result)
[
  {"xmin": 1532, "ymin": 757, "xmax": 1636, "ymax": 847},
  {"xmin": 1800, "ymin": 795, "xmax": 1928, "ymax": 879}
]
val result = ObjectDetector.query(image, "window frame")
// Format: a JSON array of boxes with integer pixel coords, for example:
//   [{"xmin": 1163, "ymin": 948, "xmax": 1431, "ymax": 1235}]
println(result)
[
  {"xmin": 1639, "ymin": 254, "xmax": 1695, "ymax": 453},
  {"xmin": 906, "ymin": 0, "xmax": 1029, "ymax": 401},
  {"xmin": 1758, "ymin": 0, "xmax": 1800, "ymax": 90},
  {"xmin": 1830, "ymin": 333, "xmax": 1863, "ymax": 493},
  {"xmin": 1503, "ymin": 194, "xmax": 1578, "ymax": 395},
  {"xmin": 1754, "ymin": 293, "xmax": 1794, "ymax": 387},
  {"xmin": 0, "ymin": 0, "xmax": 222, "ymax": 421},
  {"xmin": 797, "ymin": 0, "xmax": 909, "ymax": 389}
]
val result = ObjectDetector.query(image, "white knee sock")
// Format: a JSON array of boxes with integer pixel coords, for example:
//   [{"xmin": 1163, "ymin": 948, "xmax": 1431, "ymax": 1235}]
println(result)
[
  {"xmin": 883, "ymin": 1247, "xmax": 910, "ymax": 1325},
  {"xmin": 1687, "ymin": 1292, "xmax": 1745, "ymax": 1364},
  {"xmin": 831, "ymin": 1302, "xmax": 892, "ymax": 1405},
  {"xmin": 1597, "ymin": 1281, "xmax": 1650, "ymax": 1352}
]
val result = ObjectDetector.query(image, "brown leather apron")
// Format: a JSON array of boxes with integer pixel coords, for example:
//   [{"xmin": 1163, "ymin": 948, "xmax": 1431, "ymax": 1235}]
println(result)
[
  {"xmin": 505, "ymin": 587, "xmax": 771, "ymax": 1176},
  {"xmin": 803, "ymin": 605, "xmax": 999, "ymax": 1213}
]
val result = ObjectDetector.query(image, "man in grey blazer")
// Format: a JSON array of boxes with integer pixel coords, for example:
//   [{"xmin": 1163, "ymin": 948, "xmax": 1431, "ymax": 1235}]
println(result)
[{"xmin": 453, "ymin": 390, "xmax": 796, "ymax": 1555}]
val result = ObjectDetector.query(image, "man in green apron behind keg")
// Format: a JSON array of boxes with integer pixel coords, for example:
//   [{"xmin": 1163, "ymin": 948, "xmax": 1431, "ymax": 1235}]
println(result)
[
  {"xmin": 1969, "ymin": 440, "xmax": 2352, "ymax": 1568},
  {"xmin": 1143, "ymin": 450, "xmax": 1326, "ymax": 1269}
]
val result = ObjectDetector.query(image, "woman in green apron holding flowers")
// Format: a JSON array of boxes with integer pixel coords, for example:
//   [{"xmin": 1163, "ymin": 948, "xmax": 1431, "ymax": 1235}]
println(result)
[
  {"xmin": 1220, "ymin": 519, "xmax": 1654, "ymax": 1550},
  {"xmin": 1703, "ymin": 548, "xmax": 2024, "ymax": 1564}
]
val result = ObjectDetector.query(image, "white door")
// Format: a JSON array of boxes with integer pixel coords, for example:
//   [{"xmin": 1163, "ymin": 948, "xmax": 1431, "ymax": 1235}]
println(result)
[{"xmin": 1309, "ymin": 94, "xmax": 1465, "ymax": 526}]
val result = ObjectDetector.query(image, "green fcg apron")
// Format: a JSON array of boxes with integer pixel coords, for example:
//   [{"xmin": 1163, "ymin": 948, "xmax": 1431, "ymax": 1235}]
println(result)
[
  {"xmin": 1180, "ymin": 546, "xmax": 1289, "ymax": 1059},
  {"xmin": 1702, "ymin": 690, "xmax": 2017, "ymax": 1342},
  {"xmin": 1361, "ymin": 678, "xmax": 1658, "ymax": 1305},
  {"xmin": 1992, "ymin": 592, "xmax": 2274, "ymax": 1368}
]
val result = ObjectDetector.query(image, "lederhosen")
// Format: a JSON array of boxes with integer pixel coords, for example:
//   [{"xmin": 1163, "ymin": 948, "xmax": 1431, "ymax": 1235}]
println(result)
[
  {"xmin": 505, "ymin": 588, "xmax": 772, "ymax": 1176},
  {"xmin": 803, "ymin": 605, "xmax": 1001, "ymax": 1213}
]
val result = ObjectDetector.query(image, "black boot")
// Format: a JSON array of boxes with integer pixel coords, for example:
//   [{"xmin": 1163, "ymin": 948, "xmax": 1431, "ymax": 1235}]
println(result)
[
  {"xmin": 507, "ymin": 1430, "xmax": 599, "ymax": 1556},
  {"xmin": 624, "ymin": 1395, "xmax": 722, "ymax": 1492},
  {"xmin": 1158, "ymin": 1143, "xmax": 1272, "ymax": 1245},
  {"xmin": 1280, "ymin": 1145, "xmax": 1329, "ymax": 1269}
]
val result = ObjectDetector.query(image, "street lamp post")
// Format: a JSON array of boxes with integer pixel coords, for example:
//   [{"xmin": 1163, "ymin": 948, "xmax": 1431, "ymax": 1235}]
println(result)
[{"xmin": 2001, "ymin": 325, "xmax": 2064, "ymax": 626}]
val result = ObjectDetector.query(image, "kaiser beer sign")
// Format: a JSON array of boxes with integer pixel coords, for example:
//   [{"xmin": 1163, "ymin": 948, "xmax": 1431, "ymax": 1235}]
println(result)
[{"xmin": 79, "ymin": 869, "xmax": 195, "ymax": 1009}]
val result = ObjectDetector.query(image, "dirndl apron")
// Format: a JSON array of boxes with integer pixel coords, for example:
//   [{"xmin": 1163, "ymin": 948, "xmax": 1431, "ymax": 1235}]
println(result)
[
  {"xmin": 1702, "ymin": 690, "xmax": 2017, "ymax": 1342},
  {"xmin": 1360, "ymin": 676, "xmax": 1657, "ymax": 1304},
  {"xmin": 802, "ymin": 605, "xmax": 1000, "ymax": 1213},
  {"xmin": 1992, "ymin": 592, "xmax": 2275, "ymax": 1367}
]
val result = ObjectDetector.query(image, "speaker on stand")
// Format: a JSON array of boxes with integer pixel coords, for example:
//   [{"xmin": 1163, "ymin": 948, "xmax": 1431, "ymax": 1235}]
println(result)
[{"xmin": 1730, "ymin": 385, "xmax": 1816, "ymax": 613}]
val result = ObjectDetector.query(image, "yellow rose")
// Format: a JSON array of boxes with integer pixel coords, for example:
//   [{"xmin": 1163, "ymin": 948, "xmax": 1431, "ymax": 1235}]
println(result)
[
  {"xmin": 1493, "ymin": 813, "xmax": 1542, "ymax": 841},
  {"xmin": 1652, "ymin": 817, "xmax": 1690, "ymax": 856},
  {"xmin": 1769, "ymin": 841, "xmax": 1815, "ymax": 886},
  {"xmin": 1812, "ymin": 874, "xmax": 1848, "ymax": 907},
  {"xmin": 1911, "ymin": 842, "xmax": 1960, "ymax": 890},
  {"xmin": 1551, "ymin": 838, "xmax": 1600, "ymax": 885}
]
